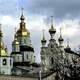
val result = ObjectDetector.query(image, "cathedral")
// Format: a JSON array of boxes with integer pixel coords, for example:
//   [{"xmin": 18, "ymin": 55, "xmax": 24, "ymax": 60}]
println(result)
[
  {"xmin": 0, "ymin": 10, "xmax": 38, "ymax": 76},
  {"xmin": 0, "ymin": 10, "xmax": 80, "ymax": 80},
  {"xmin": 11, "ymin": 11, "xmax": 35, "ymax": 75}
]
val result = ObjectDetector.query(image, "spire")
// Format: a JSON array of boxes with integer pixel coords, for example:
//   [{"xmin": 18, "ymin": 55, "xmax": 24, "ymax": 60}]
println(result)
[
  {"xmin": 42, "ymin": 29, "xmax": 46, "ymax": 41},
  {"xmin": 58, "ymin": 27, "xmax": 64, "ymax": 44},
  {"xmin": 66, "ymin": 39, "xmax": 70, "ymax": 49},
  {"xmin": 14, "ymin": 27, "xmax": 17, "ymax": 38},
  {"xmin": 0, "ymin": 24, "xmax": 2, "ymax": 37},
  {"xmin": 20, "ymin": 7, "xmax": 25, "ymax": 21},
  {"xmin": 49, "ymin": 16, "xmax": 56, "ymax": 39},
  {"xmin": 41, "ymin": 29, "xmax": 46, "ymax": 47},
  {"xmin": 13, "ymin": 27, "xmax": 19, "ymax": 45},
  {"xmin": 51, "ymin": 16, "xmax": 54, "ymax": 28}
]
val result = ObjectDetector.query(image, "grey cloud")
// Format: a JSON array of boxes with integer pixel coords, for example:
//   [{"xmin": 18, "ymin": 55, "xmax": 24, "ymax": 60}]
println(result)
[
  {"xmin": 24, "ymin": 0, "xmax": 80, "ymax": 19},
  {"xmin": 0, "ymin": 0, "xmax": 80, "ymax": 19}
]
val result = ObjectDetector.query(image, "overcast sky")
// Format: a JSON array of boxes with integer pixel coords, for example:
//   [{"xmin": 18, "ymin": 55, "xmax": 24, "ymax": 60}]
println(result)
[{"xmin": 0, "ymin": 0, "xmax": 80, "ymax": 62}]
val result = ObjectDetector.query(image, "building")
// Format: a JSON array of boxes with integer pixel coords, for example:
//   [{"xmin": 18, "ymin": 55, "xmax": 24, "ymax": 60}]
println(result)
[
  {"xmin": 11, "ymin": 10, "xmax": 36, "ymax": 75},
  {"xmin": 0, "ymin": 10, "xmax": 79, "ymax": 79},
  {"xmin": 0, "ymin": 24, "xmax": 13, "ymax": 75},
  {"xmin": 40, "ymin": 16, "xmax": 80, "ymax": 80}
]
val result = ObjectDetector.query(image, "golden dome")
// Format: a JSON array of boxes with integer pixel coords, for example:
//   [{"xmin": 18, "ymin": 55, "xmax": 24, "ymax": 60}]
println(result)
[
  {"xmin": 0, "ymin": 42, "xmax": 8, "ymax": 56},
  {"xmin": 12, "ymin": 35, "xmax": 19, "ymax": 45},
  {"xmin": 0, "ymin": 42, "xmax": 4, "ymax": 49},
  {"xmin": 13, "ymin": 39, "xmax": 19, "ymax": 45},
  {"xmin": 49, "ymin": 25, "xmax": 56, "ymax": 34},
  {"xmin": 0, "ymin": 49, "xmax": 7, "ymax": 56},
  {"xmin": 0, "ymin": 25, "xmax": 8, "ymax": 56},
  {"xmin": 49, "ymin": 16, "xmax": 56, "ymax": 35},
  {"xmin": 17, "ymin": 28, "xmax": 30, "ymax": 37},
  {"xmin": 16, "ymin": 12, "xmax": 30, "ymax": 37}
]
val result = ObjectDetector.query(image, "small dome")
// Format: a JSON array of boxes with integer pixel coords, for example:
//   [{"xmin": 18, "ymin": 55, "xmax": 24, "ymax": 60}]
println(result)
[
  {"xmin": 0, "ymin": 42, "xmax": 8, "ymax": 56},
  {"xmin": 41, "ymin": 39, "xmax": 46, "ymax": 43},
  {"xmin": 49, "ymin": 25, "xmax": 56, "ymax": 34},
  {"xmin": 58, "ymin": 35, "xmax": 64, "ymax": 42},
  {"xmin": 12, "ymin": 37, "xmax": 19, "ymax": 45},
  {"xmin": 0, "ymin": 49, "xmax": 7, "ymax": 56}
]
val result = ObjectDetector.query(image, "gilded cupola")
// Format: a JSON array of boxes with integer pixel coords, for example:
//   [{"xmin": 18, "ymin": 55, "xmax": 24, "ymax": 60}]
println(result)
[
  {"xmin": 16, "ymin": 8, "xmax": 30, "ymax": 37},
  {"xmin": 0, "ymin": 24, "xmax": 8, "ymax": 56},
  {"xmin": 49, "ymin": 16, "xmax": 56, "ymax": 39},
  {"xmin": 12, "ymin": 34, "xmax": 19, "ymax": 45}
]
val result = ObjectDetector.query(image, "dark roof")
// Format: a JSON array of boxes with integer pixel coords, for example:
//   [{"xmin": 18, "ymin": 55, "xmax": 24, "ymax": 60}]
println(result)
[
  {"xmin": 11, "ymin": 52, "xmax": 21, "ymax": 55},
  {"xmin": 20, "ymin": 45, "xmax": 34, "ymax": 52},
  {"xmin": 64, "ymin": 48, "xmax": 80, "ymax": 57}
]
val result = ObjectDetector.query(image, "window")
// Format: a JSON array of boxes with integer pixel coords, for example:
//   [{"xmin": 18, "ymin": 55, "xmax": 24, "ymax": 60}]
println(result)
[
  {"xmin": 51, "ymin": 57, "xmax": 54, "ymax": 64},
  {"xmin": 3, "ymin": 59, "xmax": 7, "ymax": 65},
  {"xmin": 18, "ymin": 56, "xmax": 19, "ymax": 60},
  {"xmin": 51, "ymin": 45, "xmax": 53, "ymax": 48},
  {"xmin": 24, "ymin": 39, "xmax": 26, "ymax": 43},
  {"xmin": 27, "ymin": 54, "xmax": 28, "ymax": 59},
  {"xmin": 10, "ymin": 59, "xmax": 12, "ymax": 66}
]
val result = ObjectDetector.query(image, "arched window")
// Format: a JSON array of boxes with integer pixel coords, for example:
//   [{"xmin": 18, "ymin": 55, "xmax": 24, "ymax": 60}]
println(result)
[{"xmin": 3, "ymin": 59, "xmax": 7, "ymax": 65}]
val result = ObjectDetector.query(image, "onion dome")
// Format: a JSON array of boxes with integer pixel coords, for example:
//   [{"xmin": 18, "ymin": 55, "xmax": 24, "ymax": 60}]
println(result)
[
  {"xmin": 12, "ymin": 34, "xmax": 19, "ymax": 45},
  {"xmin": 49, "ymin": 16, "xmax": 56, "ymax": 38},
  {"xmin": 58, "ymin": 28, "xmax": 64, "ymax": 43},
  {"xmin": 58, "ymin": 35, "xmax": 64, "ymax": 42},
  {"xmin": 0, "ymin": 49, "xmax": 7, "ymax": 56},
  {"xmin": 16, "ymin": 9, "xmax": 30, "ymax": 37},
  {"xmin": 49, "ymin": 25, "xmax": 56, "ymax": 35},
  {"xmin": 41, "ymin": 30, "xmax": 46, "ymax": 43},
  {"xmin": 20, "ymin": 14, "xmax": 25, "ymax": 20},
  {"xmin": 41, "ymin": 30, "xmax": 46, "ymax": 46},
  {"xmin": 17, "ymin": 28, "xmax": 30, "ymax": 37},
  {"xmin": 66, "ymin": 39, "xmax": 71, "ymax": 50},
  {"xmin": 64, "ymin": 39, "xmax": 71, "ymax": 52},
  {"xmin": 0, "ymin": 24, "xmax": 7, "ymax": 56}
]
